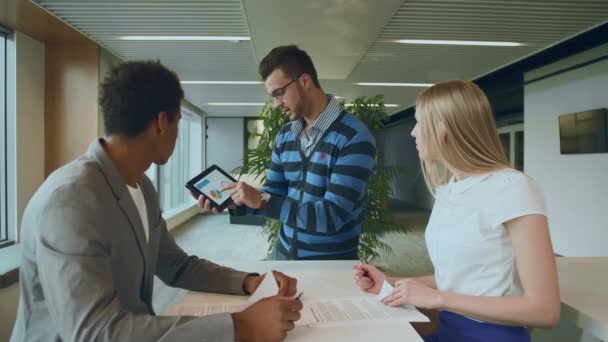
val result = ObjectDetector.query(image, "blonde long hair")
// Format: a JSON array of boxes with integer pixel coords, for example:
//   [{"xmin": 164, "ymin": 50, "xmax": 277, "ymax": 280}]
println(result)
[{"xmin": 416, "ymin": 80, "xmax": 510, "ymax": 193}]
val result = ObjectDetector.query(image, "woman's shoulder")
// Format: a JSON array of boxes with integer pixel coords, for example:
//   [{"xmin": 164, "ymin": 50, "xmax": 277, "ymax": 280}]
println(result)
[
  {"xmin": 485, "ymin": 168, "xmax": 545, "ymax": 205},
  {"xmin": 482, "ymin": 169, "xmax": 547, "ymax": 226},
  {"xmin": 478, "ymin": 169, "xmax": 545, "ymax": 203},
  {"xmin": 487, "ymin": 168, "xmax": 534, "ymax": 187}
]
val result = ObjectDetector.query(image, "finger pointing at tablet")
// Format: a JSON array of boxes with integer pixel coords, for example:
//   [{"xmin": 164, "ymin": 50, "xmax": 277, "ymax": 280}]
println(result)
[{"xmin": 228, "ymin": 181, "xmax": 264, "ymax": 208}]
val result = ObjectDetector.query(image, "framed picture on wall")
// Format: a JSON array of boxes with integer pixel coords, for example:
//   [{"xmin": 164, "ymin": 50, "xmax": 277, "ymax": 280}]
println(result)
[{"xmin": 559, "ymin": 108, "xmax": 608, "ymax": 155}]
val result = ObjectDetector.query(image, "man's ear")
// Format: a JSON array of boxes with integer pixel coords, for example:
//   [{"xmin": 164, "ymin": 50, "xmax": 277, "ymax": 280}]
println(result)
[
  {"xmin": 156, "ymin": 111, "xmax": 168, "ymax": 135},
  {"xmin": 300, "ymin": 73, "xmax": 312, "ymax": 90}
]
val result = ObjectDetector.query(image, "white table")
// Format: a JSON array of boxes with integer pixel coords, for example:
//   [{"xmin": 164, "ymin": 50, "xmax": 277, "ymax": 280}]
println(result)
[
  {"xmin": 169, "ymin": 260, "xmax": 423, "ymax": 342},
  {"xmin": 557, "ymin": 257, "xmax": 608, "ymax": 341}
]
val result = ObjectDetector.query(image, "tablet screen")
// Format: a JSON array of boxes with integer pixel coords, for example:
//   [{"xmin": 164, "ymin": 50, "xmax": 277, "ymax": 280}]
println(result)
[{"xmin": 192, "ymin": 169, "xmax": 234, "ymax": 205}]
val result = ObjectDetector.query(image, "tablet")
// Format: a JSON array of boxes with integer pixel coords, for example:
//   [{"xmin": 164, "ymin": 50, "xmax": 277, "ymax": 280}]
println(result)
[{"xmin": 185, "ymin": 164, "xmax": 237, "ymax": 211}]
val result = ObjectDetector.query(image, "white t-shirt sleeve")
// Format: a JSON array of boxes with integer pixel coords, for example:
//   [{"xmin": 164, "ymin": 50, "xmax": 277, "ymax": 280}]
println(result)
[{"xmin": 488, "ymin": 172, "xmax": 547, "ymax": 228}]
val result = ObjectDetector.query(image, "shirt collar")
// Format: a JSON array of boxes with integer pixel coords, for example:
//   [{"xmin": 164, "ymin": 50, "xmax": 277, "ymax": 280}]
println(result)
[
  {"xmin": 87, "ymin": 138, "xmax": 129, "ymax": 200},
  {"xmin": 447, "ymin": 172, "xmax": 493, "ymax": 195},
  {"xmin": 291, "ymin": 96, "xmax": 341, "ymax": 137}
]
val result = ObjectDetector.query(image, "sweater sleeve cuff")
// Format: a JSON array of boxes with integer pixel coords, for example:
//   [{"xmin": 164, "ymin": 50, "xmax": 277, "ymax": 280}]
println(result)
[
  {"xmin": 263, "ymin": 195, "xmax": 284, "ymax": 219},
  {"xmin": 226, "ymin": 270, "xmax": 254, "ymax": 295}
]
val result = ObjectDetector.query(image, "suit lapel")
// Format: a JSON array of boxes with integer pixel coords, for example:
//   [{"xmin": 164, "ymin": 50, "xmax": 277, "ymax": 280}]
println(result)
[{"xmin": 87, "ymin": 139, "xmax": 150, "ymax": 294}]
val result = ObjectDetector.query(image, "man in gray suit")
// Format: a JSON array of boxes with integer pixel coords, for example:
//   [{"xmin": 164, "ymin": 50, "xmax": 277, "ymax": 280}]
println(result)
[{"xmin": 11, "ymin": 61, "xmax": 302, "ymax": 342}]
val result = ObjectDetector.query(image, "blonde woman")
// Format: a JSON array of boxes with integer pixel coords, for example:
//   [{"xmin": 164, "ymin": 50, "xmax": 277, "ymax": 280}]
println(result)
[{"xmin": 354, "ymin": 80, "xmax": 560, "ymax": 342}]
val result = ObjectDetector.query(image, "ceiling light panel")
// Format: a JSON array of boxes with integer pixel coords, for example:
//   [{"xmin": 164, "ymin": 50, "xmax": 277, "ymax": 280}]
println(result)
[
  {"xmin": 181, "ymin": 81, "xmax": 263, "ymax": 85},
  {"xmin": 356, "ymin": 82, "xmax": 433, "ymax": 87},
  {"xmin": 207, "ymin": 103, "xmax": 265, "ymax": 106},
  {"xmin": 392, "ymin": 39, "xmax": 524, "ymax": 47}
]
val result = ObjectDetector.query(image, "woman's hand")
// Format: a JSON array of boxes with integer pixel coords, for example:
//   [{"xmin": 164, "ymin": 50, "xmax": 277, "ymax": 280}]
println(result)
[
  {"xmin": 382, "ymin": 278, "xmax": 443, "ymax": 310},
  {"xmin": 353, "ymin": 263, "xmax": 387, "ymax": 294}
]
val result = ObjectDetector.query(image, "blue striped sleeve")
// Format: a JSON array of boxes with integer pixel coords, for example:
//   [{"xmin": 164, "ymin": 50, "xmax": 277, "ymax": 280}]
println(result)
[{"xmin": 262, "ymin": 137, "xmax": 289, "ymax": 197}]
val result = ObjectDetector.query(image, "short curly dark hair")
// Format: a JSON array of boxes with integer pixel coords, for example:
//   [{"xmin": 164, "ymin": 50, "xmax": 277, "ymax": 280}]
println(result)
[
  {"xmin": 99, "ymin": 61, "xmax": 184, "ymax": 136},
  {"xmin": 259, "ymin": 45, "xmax": 320, "ymax": 88}
]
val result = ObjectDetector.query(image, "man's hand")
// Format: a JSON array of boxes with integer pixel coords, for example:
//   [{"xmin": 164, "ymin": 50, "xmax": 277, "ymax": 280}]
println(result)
[
  {"xmin": 232, "ymin": 296, "xmax": 302, "ymax": 342},
  {"xmin": 192, "ymin": 181, "xmax": 262, "ymax": 212},
  {"xmin": 242, "ymin": 271, "xmax": 298, "ymax": 297},
  {"xmin": 353, "ymin": 263, "xmax": 387, "ymax": 294},
  {"xmin": 190, "ymin": 191, "xmax": 235, "ymax": 214},
  {"xmin": 223, "ymin": 181, "xmax": 263, "ymax": 209},
  {"xmin": 272, "ymin": 271, "xmax": 297, "ymax": 296}
]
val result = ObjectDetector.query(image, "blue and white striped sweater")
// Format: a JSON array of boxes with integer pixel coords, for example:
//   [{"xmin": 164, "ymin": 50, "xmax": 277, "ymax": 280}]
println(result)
[{"xmin": 260, "ymin": 111, "xmax": 376, "ymax": 259}]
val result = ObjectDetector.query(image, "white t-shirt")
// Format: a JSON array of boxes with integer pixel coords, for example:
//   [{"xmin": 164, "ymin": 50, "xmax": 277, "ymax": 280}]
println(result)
[
  {"xmin": 128, "ymin": 184, "xmax": 149, "ymax": 243},
  {"xmin": 425, "ymin": 168, "xmax": 546, "ymax": 297}
]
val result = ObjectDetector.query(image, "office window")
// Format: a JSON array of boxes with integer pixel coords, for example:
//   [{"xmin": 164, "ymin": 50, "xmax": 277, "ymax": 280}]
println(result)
[
  {"xmin": 498, "ymin": 123, "xmax": 524, "ymax": 171},
  {"xmin": 514, "ymin": 131, "xmax": 524, "ymax": 171},
  {"xmin": 188, "ymin": 116, "xmax": 202, "ymax": 180},
  {"xmin": 160, "ymin": 110, "xmax": 202, "ymax": 212},
  {"xmin": 499, "ymin": 133, "xmax": 510, "ymax": 162},
  {"xmin": 144, "ymin": 164, "xmax": 158, "ymax": 190},
  {"xmin": 0, "ymin": 29, "xmax": 9, "ymax": 244}
]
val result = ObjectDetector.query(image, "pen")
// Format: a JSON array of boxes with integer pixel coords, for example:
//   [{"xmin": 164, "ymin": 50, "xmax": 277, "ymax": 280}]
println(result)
[{"xmin": 295, "ymin": 291, "xmax": 303, "ymax": 301}]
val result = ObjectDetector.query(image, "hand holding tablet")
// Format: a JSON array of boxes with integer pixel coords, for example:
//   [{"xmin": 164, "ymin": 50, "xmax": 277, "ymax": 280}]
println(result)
[{"xmin": 185, "ymin": 164, "xmax": 237, "ymax": 211}]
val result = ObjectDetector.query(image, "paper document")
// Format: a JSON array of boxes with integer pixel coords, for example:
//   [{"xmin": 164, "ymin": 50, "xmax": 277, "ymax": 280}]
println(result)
[
  {"xmin": 377, "ymin": 280, "xmax": 394, "ymax": 301},
  {"xmin": 171, "ymin": 302, "xmax": 248, "ymax": 316},
  {"xmin": 248, "ymin": 272, "xmax": 279, "ymax": 303},
  {"xmin": 169, "ymin": 272, "xmax": 279, "ymax": 317},
  {"xmin": 169, "ymin": 275, "xmax": 428, "ymax": 327},
  {"xmin": 297, "ymin": 297, "xmax": 429, "ymax": 327}
]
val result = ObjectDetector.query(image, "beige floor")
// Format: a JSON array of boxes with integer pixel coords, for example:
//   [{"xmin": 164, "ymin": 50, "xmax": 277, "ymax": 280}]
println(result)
[{"xmin": 374, "ymin": 211, "xmax": 435, "ymax": 278}]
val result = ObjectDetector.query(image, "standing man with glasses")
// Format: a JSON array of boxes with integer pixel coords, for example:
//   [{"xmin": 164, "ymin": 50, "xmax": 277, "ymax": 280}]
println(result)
[{"xmin": 198, "ymin": 45, "xmax": 376, "ymax": 260}]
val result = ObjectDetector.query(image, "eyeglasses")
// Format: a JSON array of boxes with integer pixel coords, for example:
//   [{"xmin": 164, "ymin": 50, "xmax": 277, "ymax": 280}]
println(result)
[{"xmin": 268, "ymin": 78, "xmax": 298, "ymax": 100}]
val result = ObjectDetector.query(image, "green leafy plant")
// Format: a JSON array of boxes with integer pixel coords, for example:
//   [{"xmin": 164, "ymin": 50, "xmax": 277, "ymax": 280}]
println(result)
[
  {"xmin": 234, "ymin": 103, "xmax": 286, "ymax": 249},
  {"xmin": 235, "ymin": 95, "xmax": 409, "ymax": 262},
  {"xmin": 340, "ymin": 95, "xmax": 409, "ymax": 263}
]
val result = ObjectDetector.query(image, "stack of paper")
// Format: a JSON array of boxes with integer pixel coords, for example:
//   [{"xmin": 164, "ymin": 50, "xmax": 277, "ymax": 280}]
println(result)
[
  {"xmin": 169, "ymin": 275, "xmax": 429, "ymax": 326},
  {"xmin": 297, "ymin": 281, "xmax": 428, "ymax": 326},
  {"xmin": 171, "ymin": 302, "xmax": 248, "ymax": 316}
]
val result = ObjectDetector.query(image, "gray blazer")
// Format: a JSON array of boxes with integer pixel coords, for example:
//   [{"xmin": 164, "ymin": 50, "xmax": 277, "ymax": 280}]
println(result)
[{"xmin": 11, "ymin": 139, "xmax": 250, "ymax": 342}]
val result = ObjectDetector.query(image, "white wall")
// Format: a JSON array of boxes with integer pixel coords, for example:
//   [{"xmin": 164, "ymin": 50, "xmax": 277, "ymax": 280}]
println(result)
[
  {"xmin": 524, "ymin": 44, "xmax": 608, "ymax": 257},
  {"xmin": 205, "ymin": 117, "xmax": 245, "ymax": 173}
]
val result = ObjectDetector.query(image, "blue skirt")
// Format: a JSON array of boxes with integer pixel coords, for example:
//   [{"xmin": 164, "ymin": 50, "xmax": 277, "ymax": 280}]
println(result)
[{"xmin": 423, "ymin": 311, "xmax": 530, "ymax": 342}]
